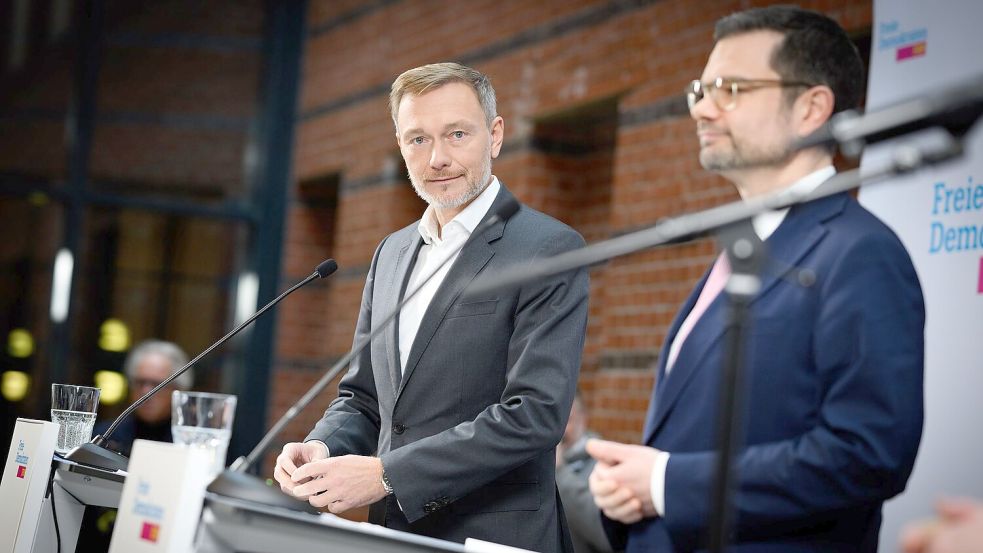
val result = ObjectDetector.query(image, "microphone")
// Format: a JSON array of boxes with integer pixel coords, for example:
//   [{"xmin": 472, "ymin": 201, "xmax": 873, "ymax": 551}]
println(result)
[
  {"xmin": 795, "ymin": 73, "xmax": 983, "ymax": 156},
  {"xmin": 66, "ymin": 258, "xmax": 339, "ymax": 472},
  {"xmin": 206, "ymin": 197, "xmax": 520, "ymax": 512}
]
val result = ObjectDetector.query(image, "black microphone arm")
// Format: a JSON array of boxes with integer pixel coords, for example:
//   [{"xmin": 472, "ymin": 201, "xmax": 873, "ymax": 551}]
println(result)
[
  {"xmin": 207, "ymin": 197, "xmax": 520, "ymax": 511},
  {"xmin": 795, "ymin": 72, "xmax": 983, "ymax": 157},
  {"xmin": 467, "ymin": 131, "xmax": 965, "ymax": 299},
  {"xmin": 66, "ymin": 258, "xmax": 339, "ymax": 472}
]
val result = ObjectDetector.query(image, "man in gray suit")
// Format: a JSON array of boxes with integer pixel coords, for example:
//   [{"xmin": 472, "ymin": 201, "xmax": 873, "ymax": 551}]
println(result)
[{"xmin": 273, "ymin": 62, "xmax": 589, "ymax": 552}]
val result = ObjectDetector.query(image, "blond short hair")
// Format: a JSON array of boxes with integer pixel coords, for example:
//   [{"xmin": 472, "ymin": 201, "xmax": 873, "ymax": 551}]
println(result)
[{"xmin": 389, "ymin": 62, "xmax": 497, "ymax": 128}]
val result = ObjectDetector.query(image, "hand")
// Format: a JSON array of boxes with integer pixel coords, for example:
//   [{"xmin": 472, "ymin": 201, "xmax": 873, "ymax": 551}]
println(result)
[
  {"xmin": 901, "ymin": 498, "xmax": 983, "ymax": 553},
  {"xmin": 589, "ymin": 462, "xmax": 644, "ymax": 524},
  {"xmin": 290, "ymin": 454, "xmax": 389, "ymax": 513},
  {"xmin": 902, "ymin": 519, "xmax": 942, "ymax": 553},
  {"xmin": 273, "ymin": 441, "xmax": 328, "ymax": 496},
  {"xmin": 586, "ymin": 439, "xmax": 660, "ymax": 519}
]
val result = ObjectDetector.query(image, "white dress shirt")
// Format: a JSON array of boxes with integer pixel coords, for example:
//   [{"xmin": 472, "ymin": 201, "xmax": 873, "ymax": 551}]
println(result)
[
  {"xmin": 398, "ymin": 177, "xmax": 500, "ymax": 375},
  {"xmin": 650, "ymin": 166, "xmax": 835, "ymax": 517}
]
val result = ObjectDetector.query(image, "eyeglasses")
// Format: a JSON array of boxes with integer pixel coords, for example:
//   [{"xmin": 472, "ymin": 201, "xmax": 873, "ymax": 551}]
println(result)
[
  {"xmin": 686, "ymin": 77, "xmax": 815, "ymax": 112},
  {"xmin": 133, "ymin": 378, "xmax": 168, "ymax": 390}
]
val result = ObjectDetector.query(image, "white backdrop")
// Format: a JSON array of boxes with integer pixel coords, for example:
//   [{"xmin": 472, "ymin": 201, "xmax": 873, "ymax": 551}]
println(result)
[{"xmin": 859, "ymin": 1, "xmax": 983, "ymax": 551}]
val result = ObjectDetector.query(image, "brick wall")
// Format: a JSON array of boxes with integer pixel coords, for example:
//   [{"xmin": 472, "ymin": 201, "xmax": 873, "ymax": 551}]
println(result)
[
  {"xmin": 276, "ymin": 0, "xmax": 873, "ymax": 446},
  {"xmin": 0, "ymin": 0, "xmax": 872, "ymax": 460}
]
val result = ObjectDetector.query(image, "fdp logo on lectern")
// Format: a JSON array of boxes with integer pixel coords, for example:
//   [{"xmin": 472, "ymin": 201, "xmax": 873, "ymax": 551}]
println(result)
[
  {"xmin": 14, "ymin": 439, "xmax": 28, "ymax": 479},
  {"xmin": 132, "ymin": 478, "xmax": 165, "ymax": 544},
  {"xmin": 140, "ymin": 521, "xmax": 160, "ymax": 543}
]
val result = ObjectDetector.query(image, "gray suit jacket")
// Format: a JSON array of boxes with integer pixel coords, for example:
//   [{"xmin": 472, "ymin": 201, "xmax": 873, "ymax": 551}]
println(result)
[{"xmin": 307, "ymin": 184, "xmax": 589, "ymax": 552}]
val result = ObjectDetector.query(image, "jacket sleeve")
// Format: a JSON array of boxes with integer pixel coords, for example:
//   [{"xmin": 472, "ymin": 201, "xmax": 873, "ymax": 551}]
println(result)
[
  {"xmin": 381, "ymin": 229, "xmax": 590, "ymax": 523},
  {"xmin": 557, "ymin": 456, "xmax": 617, "ymax": 553},
  {"xmin": 305, "ymin": 238, "xmax": 386, "ymax": 457},
  {"xmin": 663, "ymin": 231, "xmax": 925, "ymax": 536}
]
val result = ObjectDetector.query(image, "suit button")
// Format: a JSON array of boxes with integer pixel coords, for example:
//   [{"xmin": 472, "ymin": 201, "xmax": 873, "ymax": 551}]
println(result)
[
  {"xmin": 423, "ymin": 501, "xmax": 438, "ymax": 513},
  {"xmin": 392, "ymin": 423, "xmax": 406, "ymax": 435}
]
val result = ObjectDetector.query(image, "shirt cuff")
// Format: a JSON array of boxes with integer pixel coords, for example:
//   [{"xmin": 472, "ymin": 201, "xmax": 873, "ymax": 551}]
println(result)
[
  {"xmin": 650, "ymin": 450, "xmax": 670, "ymax": 517},
  {"xmin": 305, "ymin": 439, "xmax": 330, "ymax": 458}
]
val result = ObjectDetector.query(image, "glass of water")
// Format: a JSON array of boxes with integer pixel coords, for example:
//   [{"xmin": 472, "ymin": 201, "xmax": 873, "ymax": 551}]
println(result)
[
  {"xmin": 51, "ymin": 383, "xmax": 101, "ymax": 455},
  {"xmin": 171, "ymin": 391, "xmax": 237, "ymax": 476}
]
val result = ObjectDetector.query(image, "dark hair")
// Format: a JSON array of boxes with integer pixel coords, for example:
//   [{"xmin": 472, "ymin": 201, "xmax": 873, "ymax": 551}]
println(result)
[{"xmin": 714, "ymin": 5, "xmax": 864, "ymax": 115}]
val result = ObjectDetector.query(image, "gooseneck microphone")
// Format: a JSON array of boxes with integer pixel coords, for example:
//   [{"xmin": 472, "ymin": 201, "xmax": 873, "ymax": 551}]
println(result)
[
  {"xmin": 207, "ymin": 198, "xmax": 520, "ymax": 511},
  {"xmin": 66, "ymin": 258, "xmax": 339, "ymax": 472}
]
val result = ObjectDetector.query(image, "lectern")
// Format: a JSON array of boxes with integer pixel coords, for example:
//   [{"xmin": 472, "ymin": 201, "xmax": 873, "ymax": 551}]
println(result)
[
  {"xmin": 195, "ymin": 492, "xmax": 466, "ymax": 553},
  {"xmin": 33, "ymin": 455, "xmax": 126, "ymax": 553}
]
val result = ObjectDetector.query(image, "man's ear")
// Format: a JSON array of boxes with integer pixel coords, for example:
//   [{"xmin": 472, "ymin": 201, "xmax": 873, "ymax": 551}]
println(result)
[
  {"xmin": 490, "ymin": 116, "xmax": 505, "ymax": 159},
  {"xmin": 796, "ymin": 84, "xmax": 835, "ymax": 138}
]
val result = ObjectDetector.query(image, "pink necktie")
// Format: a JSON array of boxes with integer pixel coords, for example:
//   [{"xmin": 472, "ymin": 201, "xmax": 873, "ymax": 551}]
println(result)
[{"xmin": 664, "ymin": 253, "xmax": 731, "ymax": 374}]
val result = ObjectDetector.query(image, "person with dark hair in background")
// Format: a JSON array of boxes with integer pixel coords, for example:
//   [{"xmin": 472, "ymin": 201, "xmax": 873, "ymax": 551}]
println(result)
[
  {"xmin": 557, "ymin": 393, "xmax": 617, "ymax": 553},
  {"xmin": 586, "ymin": 6, "xmax": 925, "ymax": 552},
  {"xmin": 273, "ymin": 62, "xmax": 589, "ymax": 552}
]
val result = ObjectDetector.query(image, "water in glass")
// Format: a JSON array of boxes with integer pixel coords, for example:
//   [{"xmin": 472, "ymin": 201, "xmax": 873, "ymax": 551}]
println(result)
[
  {"xmin": 51, "ymin": 409, "xmax": 97, "ymax": 454},
  {"xmin": 172, "ymin": 425, "xmax": 231, "ymax": 475}
]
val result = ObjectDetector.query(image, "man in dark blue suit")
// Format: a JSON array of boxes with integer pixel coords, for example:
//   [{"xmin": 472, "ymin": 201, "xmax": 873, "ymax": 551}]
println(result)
[{"xmin": 586, "ymin": 6, "xmax": 925, "ymax": 552}]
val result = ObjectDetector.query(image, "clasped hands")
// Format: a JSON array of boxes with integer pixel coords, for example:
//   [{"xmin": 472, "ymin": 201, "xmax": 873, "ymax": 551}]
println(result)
[
  {"xmin": 587, "ymin": 439, "xmax": 662, "ymax": 524},
  {"xmin": 273, "ymin": 441, "xmax": 389, "ymax": 513}
]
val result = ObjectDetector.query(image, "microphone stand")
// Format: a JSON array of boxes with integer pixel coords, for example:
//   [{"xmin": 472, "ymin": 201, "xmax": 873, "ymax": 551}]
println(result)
[
  {"xmin": 66, "ymin": 259, "xmax": 339, "ymax": 472},
  {"xmin": 467, "ymin": 135, "xmax": 966, "ymax": 552},
  {"xmin": 206, "ymin": 199, "xmax": 520, "ymax": 513}
]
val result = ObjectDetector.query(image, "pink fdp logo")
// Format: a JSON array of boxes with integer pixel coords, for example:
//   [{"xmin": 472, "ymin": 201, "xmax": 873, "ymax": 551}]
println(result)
[
  {"xmin": 140, "ymin": 521, "xmax": 160, "ymax": 543},
  {"xmin": 978, "ymin": 257, "xmax": 983, "ymax": 294},
  {"xmin": 897, "ymin": 41, "xmax": 926, "ymax": 61},
  {"xmin": 16, "ymin": 465, "xmax": 26, "ymax": 479}
]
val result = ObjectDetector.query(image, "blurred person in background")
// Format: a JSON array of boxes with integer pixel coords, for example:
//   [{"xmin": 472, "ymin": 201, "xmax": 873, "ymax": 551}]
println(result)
[
  {"xmin": 94, "ymin": 339, "xmax": 191, "ymax": 456},
  {"xmin": 557, "ymin": 393, "xmax": 616, "ymax": 553},
  {"xmin": 80, "ymin": 339, "xmax": 191, "ymax": 553}
]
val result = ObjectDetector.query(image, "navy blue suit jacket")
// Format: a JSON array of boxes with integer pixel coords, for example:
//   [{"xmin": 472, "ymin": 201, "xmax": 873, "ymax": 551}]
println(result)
[{"xmin": 617, "ymin": 192, "xmax": 924, "ymax": 552}]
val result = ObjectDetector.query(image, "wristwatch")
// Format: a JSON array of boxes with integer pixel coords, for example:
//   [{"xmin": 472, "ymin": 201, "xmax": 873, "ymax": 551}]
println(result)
[{"xmin": 381, "ymin": 465, "xmax": 394, "ymax": 495}]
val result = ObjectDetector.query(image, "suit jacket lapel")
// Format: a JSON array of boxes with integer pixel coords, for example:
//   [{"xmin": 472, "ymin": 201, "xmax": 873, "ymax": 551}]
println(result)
[
  {"xmin": 642, "ymin": 267, "xmax": 709, "ymax": 443},
  {"xmin": 643, "ymin": 192, "xmax": 849, "ymax": 443},
  {"xmin": 395, "ymin": 186, "xmax": 512, "ymax": 401},
  {"xmin": 387, "ymin": 233, "xmax": 423, "ymax": 396}
]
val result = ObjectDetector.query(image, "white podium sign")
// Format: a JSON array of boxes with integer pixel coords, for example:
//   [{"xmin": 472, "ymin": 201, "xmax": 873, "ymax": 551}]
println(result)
[
  {"xmin": 0, "ymin": 418, "xmax": 59, "ymax": 553},
  {"xmin": 109, "ymin": 439, "xmax": 212, "ymax": 553}
]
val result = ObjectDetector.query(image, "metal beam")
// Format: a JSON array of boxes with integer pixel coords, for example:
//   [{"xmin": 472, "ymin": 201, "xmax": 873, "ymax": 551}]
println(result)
[
  {"xmin": 229, "ymin": 0, "xmax": 307, "ymax": 467},
  {"xmin": 47, "ymin": 0, "xmax": 104, "ymax": 390}
]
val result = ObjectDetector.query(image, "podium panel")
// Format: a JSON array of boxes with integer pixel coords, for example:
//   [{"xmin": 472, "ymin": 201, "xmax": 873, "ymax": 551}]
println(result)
[
  {"xmin": 53, "ymin": 456, "xmax": 126, "ymax": 509},
  {"xmin": 196, "ymin": 493, "xmax": 466, "ymax": 553},
  {"xmin": 26, "ymin": 456, "xmax": 128, "ymax": 553}
]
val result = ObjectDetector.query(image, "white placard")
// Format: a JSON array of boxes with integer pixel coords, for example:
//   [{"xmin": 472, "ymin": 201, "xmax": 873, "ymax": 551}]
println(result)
[
  {"xmin": 464, "ymin": 538, "xmax": 536, "ymax": 553},
  {"xmin": 0, "ymin": 418, "xmax": 59, "ymax": 553},
  {"xmin": 108, "ymin": 439, "xmax": 212, "ymax": 553}
]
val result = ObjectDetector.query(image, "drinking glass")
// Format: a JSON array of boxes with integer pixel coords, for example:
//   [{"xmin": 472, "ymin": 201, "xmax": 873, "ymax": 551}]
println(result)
[
  {"xmin": 171, "ymin": 391, "xmax": 236, "ymax": 476},
  {"xmin": 51, "ymin": 384, "xmax": 101, "ymax": 455}
]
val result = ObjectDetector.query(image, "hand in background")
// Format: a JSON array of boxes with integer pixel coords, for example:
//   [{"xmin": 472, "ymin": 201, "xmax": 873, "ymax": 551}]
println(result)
[
  {"xmin": 586, "ymin": 439, "xmax": 660, "ymax": 523},
  {"xmin": 901, "ymin": 498, "xmax": 983, "ymax": 553}
]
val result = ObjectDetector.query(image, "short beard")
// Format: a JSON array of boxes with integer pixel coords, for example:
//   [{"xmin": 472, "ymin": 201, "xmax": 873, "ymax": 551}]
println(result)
[
  {"xmin": 409, "ymin": 158, "xmax": 492, "ymax": 210},
  {"xmin": 699, "ymin": 136, "xmax": 794, "ymax": 172}
]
